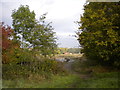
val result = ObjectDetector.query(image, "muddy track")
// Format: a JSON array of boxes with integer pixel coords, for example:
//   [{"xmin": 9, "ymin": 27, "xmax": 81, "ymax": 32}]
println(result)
[
  {"xmin": 63, "ymin": 60, "xmax": 91, "ymax": 79},
  {"xmin": 64, "ymin": 62, "xmax": 74, "ymax": 73}
]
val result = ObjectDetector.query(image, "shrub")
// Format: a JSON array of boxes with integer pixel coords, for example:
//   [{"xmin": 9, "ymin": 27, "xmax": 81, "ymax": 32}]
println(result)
[{"xmin": 2, "ymin": 49, "xmax": 65, "ymax": 80}]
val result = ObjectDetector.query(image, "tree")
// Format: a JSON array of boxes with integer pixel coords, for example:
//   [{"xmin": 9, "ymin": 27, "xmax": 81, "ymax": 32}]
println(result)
[
  {"xmin": 1, "ymin": 22, "xmax": 20, "ymax": 63},
  {"xmin": 29, "ymin": 13, "xmax": 57, "ymax": 57},
  {"xmin": 1, "ymin": 22, "xmax": 13, "ymax": 50},
  {"xmin": 12, "ymin": 5, "xmax": 57, "ymax": 56},
  {"xmin": 77, "ymin": 2, "xmax": 120, "ymax": 67},
  {"xmin": 58, "ymin": 48, "xmax": 68, "ymax": 54},
  {"xmin": 11, "ymin": 5, "xmax": 36, "ymax": 47}
]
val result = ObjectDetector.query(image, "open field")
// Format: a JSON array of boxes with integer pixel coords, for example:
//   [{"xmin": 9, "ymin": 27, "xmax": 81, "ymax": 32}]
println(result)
[{"xmin": 55, "ymin": 53, "xmax": 83, "ymax": 60}]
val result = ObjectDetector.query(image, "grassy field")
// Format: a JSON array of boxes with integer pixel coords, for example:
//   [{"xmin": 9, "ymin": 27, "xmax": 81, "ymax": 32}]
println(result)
[
  {"xmin": 2, "ymin": 54, "xmax": 119, "ymax": 88},
  {"xmin": 2, "ymin": 74, "xmax": 76, "ymax": 88},
  {"xmin": 55, "ymin": 53, "xmax": 83, "ymax": 59}
]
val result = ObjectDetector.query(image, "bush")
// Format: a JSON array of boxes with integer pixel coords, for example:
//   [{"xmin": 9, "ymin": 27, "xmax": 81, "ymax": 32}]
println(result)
[{"xmin": 2, "ymin": 49, "xmax": 65, "ymax": 80}]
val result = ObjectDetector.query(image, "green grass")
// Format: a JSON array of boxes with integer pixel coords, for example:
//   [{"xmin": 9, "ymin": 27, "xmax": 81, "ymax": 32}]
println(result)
[
  {"xmin": 75, "ymin": 72, "xmax": 119, "ymax": 88},
  {"xmin": 2, "ymin": 72, "xmax": 119, "ymax": 88},
  {"xmin": 2, "ymin": 74, "xmax": 79, "ymax": 88},
  {"xmin": 2, "ymin": 55, "xmax": 119, "ymax": 88},
  {"xmin": 71, "ymin": 56, "xmax": 119, "ymax": 88}
]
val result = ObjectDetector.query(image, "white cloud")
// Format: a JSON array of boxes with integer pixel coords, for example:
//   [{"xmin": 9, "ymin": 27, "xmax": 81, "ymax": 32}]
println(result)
[
  {"xmin": 47, "ymin": 0, "xmax": 85, "ymax": 20},
  {"xmin": 56, "ymin": 32, "xmax": 75, "ymax": 36}
]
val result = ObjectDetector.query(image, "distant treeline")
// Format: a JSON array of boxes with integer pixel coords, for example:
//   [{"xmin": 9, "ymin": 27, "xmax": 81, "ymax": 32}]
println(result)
[{"xmin": 57, "ymin": 48, "xmax": 81, "ymax": 54}]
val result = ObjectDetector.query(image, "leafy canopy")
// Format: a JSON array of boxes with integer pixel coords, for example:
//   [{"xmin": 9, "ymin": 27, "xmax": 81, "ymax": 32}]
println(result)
[
  {"xmin": 77, "ymin": 2, "xmax": 120, "ymax": 66},
  {"xmin": 11, "ymin": 5, "xmax": 57, "ymax": 56},
  {"xmin": 11, "ymin": 5, "xmax": 36, "ymax": 42}
]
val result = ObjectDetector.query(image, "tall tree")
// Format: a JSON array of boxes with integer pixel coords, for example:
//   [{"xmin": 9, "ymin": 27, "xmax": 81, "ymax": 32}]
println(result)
[
  {"xmin": 11, "ymin": 5, "xmax": 36, "ymax": 47},
  {"xmin": 77, "ymin": 2, "xmax": 120, "ymax": 66},
  {"xmin": 12, "ymin": 5, "xmax": 57, "ymax": 56},
  {"xmin": 29, "ymin": 13, "xmax": 57, "ymax": 56}
]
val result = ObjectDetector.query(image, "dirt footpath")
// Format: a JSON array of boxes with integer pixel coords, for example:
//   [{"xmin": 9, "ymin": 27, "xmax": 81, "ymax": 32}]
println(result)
[{"xmin": 63, "ymin": 60, "xmax": 92, "ymax": 79}]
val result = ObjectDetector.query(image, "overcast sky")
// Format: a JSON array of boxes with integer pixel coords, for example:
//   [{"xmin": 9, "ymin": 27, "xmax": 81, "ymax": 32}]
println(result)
[{"xmin": 0, "ymin": 0, "xmax": 86, "ymax": 48}]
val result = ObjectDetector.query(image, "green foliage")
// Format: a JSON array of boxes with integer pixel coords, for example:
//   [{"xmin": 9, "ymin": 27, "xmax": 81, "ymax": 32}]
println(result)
[
  {"xmin": 30, "ymin": 13, "xmax": 57, "ymax": 56},
  {"xmin": 77, "ymin": 2, "xmax": 120, "ymax": 67},
  {"xmin": 3, "ymin": 48, "xmax": 34, "ymax": 79},
  {"xmin": 2, "ymin": 48, "xmax": 64, "ymax": 80},
  {"xmin": 58, "ymin": 48, "xmax": 68, "ymax": 54},
  {"xmin": 3, "ymin": 5, "xmax": 59, "ymax": 83},
  {"xmin": 12, "ymin": 5, "xmax": 57, "ymax": 56},
  {"xmin": 11, "ymin": 5, "xmax": 36, "ymax": 43}
]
